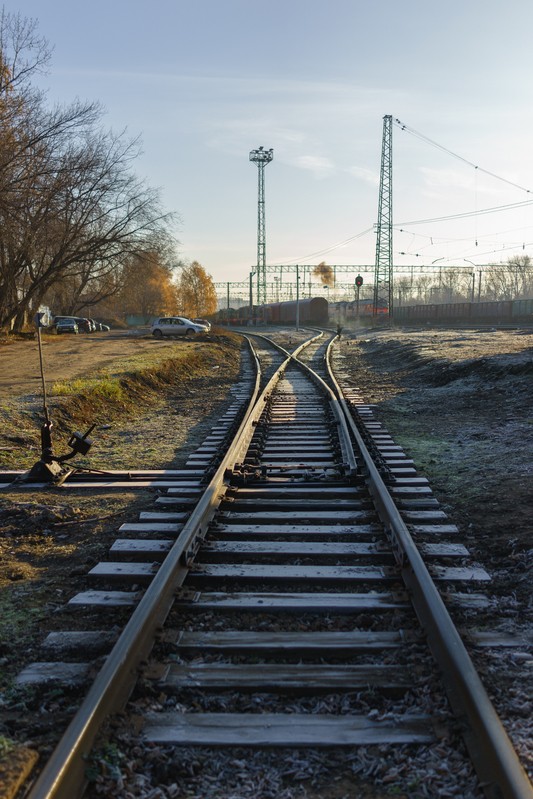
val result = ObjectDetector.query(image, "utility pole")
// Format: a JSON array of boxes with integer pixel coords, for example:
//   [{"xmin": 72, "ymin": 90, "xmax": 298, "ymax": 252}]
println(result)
[
  {"xmin": 374, "ymin": 115, "xmax": 393, "ymax": 318},
  {"xmin": 249, "ymin": 146, "xmax": 274, "ymax": 306},
  {"xmin": 295, "ymin": 264, "xmax": 300, "ymax": 331}
]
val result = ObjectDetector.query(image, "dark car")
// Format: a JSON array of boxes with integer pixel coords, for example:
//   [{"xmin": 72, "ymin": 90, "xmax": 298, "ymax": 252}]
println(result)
[
  {"xmin": 55, "ymin": 318, "xmax": 78, "ymax": 334},
  {"xmin": 52, "ymin": 315, "xmax": 76, "ymax": 331},
  {"xmin": 74, "ymin": 317, "xmax": 93, "ymax": 333}
]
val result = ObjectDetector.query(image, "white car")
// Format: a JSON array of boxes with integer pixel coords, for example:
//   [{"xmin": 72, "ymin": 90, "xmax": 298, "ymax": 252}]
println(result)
[{"xmin": 151, "ymin": 316, "xmax": 208, "ymax": 338}]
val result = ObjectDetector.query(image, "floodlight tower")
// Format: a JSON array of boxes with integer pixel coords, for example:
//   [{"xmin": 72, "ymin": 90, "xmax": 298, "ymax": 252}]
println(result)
[
  {"xmin": 249, "ymin": 146, "xmax": 274, "ymax": 305},
  {"xmin": 373, "ymin": 115, "xmax": 393, "ymax": 317}
]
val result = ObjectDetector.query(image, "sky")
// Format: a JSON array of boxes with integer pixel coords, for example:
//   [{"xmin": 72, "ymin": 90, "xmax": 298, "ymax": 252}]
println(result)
[{"xmin": 7, "ymin": 0, "xmax": 533, "ymax": 295}]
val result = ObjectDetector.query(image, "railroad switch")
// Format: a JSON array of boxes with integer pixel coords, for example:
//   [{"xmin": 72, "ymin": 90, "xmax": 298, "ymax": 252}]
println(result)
[
  {"xmin": 23, "ymin": 423, "xmax": 95, "ymax": 485},
  {"xmin": 19, "ymin": 313, "xmax": 97, "ymax": 485}
]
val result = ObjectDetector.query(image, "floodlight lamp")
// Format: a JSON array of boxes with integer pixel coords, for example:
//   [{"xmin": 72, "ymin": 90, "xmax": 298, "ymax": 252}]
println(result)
[{"xmin": 249, "ymin": 147, "xmax": 274, "ymax": 164}]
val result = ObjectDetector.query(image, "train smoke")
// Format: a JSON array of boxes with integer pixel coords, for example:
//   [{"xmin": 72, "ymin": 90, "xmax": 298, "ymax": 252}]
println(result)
[{"xmin": 312, "ymin": 262, "xmax": 334, "ymax": 286}]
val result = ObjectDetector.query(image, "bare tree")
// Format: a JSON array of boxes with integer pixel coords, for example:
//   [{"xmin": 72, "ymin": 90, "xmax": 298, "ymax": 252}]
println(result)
[
  {"xmin": 0, "ymin": 11, "xmax": 178, "ymax": 331},
  {"xmin": 483, "ymin": 255, "xmax": 533, "ymax": 300}
]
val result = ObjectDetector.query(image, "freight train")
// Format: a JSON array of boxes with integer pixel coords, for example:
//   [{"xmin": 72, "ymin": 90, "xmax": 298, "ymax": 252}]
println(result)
[
  {"xmin": 334, "ymin": 299, "xmax": 389, "ymax": 318},
  {"xmin": 394, "ymin": 298, "xmax": 533, "ymax": 325},
  {"xmin": 262, "ymin": 297, "xmax": 329, "ymax": 325},
  {"xmin": 220, "ymin": 297, "xmax": 330, "ymax": 326}
]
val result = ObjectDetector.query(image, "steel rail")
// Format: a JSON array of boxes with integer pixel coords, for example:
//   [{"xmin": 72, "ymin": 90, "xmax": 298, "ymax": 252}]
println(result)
[
  {"xmin": 27, "ymin": 338, "xmax": 265, "ymax": 799},
  {"xmin": 28, "ymin": 332, "xmax": 331, "ymax": 799},
  {"xmin": 245, "ymin": 330, "xmax": 357, "ymax": 474},
  {"xmin": 324, "ymin": 336, "xmax": 533, "ymax": 799}
]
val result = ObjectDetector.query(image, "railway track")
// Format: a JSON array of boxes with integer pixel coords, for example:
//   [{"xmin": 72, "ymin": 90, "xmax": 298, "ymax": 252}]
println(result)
[{"xmin": 7, "ymin": 330, "xmax": 532, "ymax": 799}]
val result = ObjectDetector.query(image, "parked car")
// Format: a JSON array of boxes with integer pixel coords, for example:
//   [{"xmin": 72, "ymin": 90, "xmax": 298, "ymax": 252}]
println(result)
[
  {"xmin": 151, "ymin": 316, "xmax": 208, "ymax": 338},
  {"xmin": 192, "ymin": 318, "xmax": 211, "ymax": 331},
  {"xmin": 52, "ymin": 316, "xmax": 76, "ymax": 332},
  {"xmin": 74, "ymin": 317, "xmax": 93, "ymax": 333},
  {"xmin": 55, "ymin": 318, "xmax": 79, "ymax": 334}
]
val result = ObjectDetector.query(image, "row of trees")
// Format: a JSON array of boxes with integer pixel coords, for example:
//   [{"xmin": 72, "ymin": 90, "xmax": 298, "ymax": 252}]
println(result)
[
  {"xmin": 0, "ymin": 11, "xmax": 217, "ymax": 332},
  {"xmin": 97, "ymin": 257, "xmax": 218, "ymax": 322}
]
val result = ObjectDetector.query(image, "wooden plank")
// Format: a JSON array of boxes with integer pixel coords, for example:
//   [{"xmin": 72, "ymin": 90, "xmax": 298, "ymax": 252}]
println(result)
[
  {"xmin": 446, "ymin": 592, "xmax": 490, "ymax": 609},
  {"xmin": 162, "ymin": 663, "xmax": 410, "ymax": 691},
  {"xmin": 143, "ymin": 712, "xmax": 435, "ymax": 746},
  {"xmin": 265, "ymin": 436, "xmax": 331, "ymax": 443},
  {"xmin": 118, "ymin": 523, "xmax": 183, "ymax": 534},
  {"xmin": 220, "ymin": 510, "xmax": 373, "ymax": 522},
  {"xmin": 259, "ymin": 461, "xmax": 338, "ymax": 468},
  {"xmin": 262, "ymin": 446, "xmax": 333, "ymax": 453},
  {"xmin": 175, "ymin": 591, "xmax": 407, "ymax": 613},
  {"xmin": 41, "ymin": 630, "xmax": 118, "ymax": 655},
  {"xmin": 202, "ymin": 540, "xmax": 467, "ymax": 559},
  {"xmin": 375, "ymin": 445, "xmax": 404, "ymax": 452},
  {"xmin": 88, "ymin": 562, "xmax": 159, "ymax": 583},
  {"xmin": 391, "ymin": 477, "xmax": 429, "ymax": 486},
  {"xmin": 396, "ymin": 499, "xmax": 440, "ymax": 509},
  {"xmin": 189, "ymin": 564, "xmax": 390, "ymax": 583},
  {"xmin": 390, "ymin": 487, "xmax": 432, "ymax": 496},
  {"xmin": 389, "ymin": 469, "xmax": 418, "ymax": 477},
  {"xmin": 222, "ymin": 499, "xmax": 369, "ymax": 510},
  {"xmin": 16, "ymin": 662, "xmax": 89, "ymax": 685},
  {"xmin": 200, "ymin": 541, "xmax": 388, "ymax": 558},
  {"xmin": 164, "ymin": 487, "xmax": 203, "ymax": 494},
  {"xmin": 68, "ymin": 590, "xmax": 141, "ymax": 607},
  {"xmin": 110, "ymin": 539, "xmax": 173, "ymax": 559},
  {"xmin": 430, "ymin": 566, "xmax": 491, "ymax": 582},
  {"xmin": 212, "ymin": 523, "xmax": 379, "ymax": 537},
  {"xmin": 419, "ymin": 543, "xmax": 469, "ymax": 557},
  {"xmin": 409, "ymin": 524, "xmax": 459, "ymax": 535},
  {"xmin": 172, "ymin": 630, "xmax": 408, "ymax": 654}
]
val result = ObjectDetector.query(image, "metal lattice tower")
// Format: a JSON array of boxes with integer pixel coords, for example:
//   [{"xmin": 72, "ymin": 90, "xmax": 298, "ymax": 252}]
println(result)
[
  {"xmin": 373, "ymin": 115, "xmax": 393, "ymax": 316},
  {"xmin": 249, "ymin": 146, "xmax": 274, "ymax": 305}
]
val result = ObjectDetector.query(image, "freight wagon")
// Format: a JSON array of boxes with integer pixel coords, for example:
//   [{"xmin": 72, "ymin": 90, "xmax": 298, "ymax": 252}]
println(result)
[
  {"xmin": 339, "ymin": 299, "xmax": 389, "ymax": 318},
  {"xmin": 262, "ymin": 297, "xmax": 329, "ymax": 325},
  {"xmin": 394, "ymin": 299, "xmax": 533, "ymax": 325}
]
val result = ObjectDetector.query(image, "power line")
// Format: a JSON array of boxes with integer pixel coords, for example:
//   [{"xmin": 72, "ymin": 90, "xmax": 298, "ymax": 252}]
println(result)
[
  {"xmin": 395, "ymin": 197, "xmax": 533, "ymax": 227},
  {"xmin": 273, "ymin": 227, "xmax": 374, "ymax": 266},
  {"xmin": 394, "ymin": 118, "xmax": 533, "ymax": 195}
]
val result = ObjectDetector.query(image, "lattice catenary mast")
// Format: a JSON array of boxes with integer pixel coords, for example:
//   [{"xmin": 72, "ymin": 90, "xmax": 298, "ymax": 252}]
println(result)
[
  {"xmin": 249, "ymin": 146, "xmax": 274, "ymax": 305},
  {"xmin": 373, "ymin": 115, "xmax": 393, "ymax": 316}
]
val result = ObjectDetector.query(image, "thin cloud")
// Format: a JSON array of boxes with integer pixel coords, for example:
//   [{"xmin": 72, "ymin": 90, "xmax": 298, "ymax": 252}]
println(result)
[
  {"xmin": 348, "ymin": 166, "xmax": 379, "ymax": 185},
  {"xmin": 293, "ymin": 155, "xmax": 336, "ymax": 179}
]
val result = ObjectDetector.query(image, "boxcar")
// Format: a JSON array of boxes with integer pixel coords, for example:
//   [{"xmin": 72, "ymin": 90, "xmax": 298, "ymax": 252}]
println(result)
[
  {"xmin": 511, "ymin": 298, "xmax": 533, "ymax": 320},
  {"xmin": 395, "ymin": 298, "xmax": 533, "ymax": 324},
  {"xmin": 261, "ymin": 297, "xmax": 329, "ymax": 325},
  {"xmin": 473, "ymin": 301, "xmax": 512, "ymax": 319}
]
